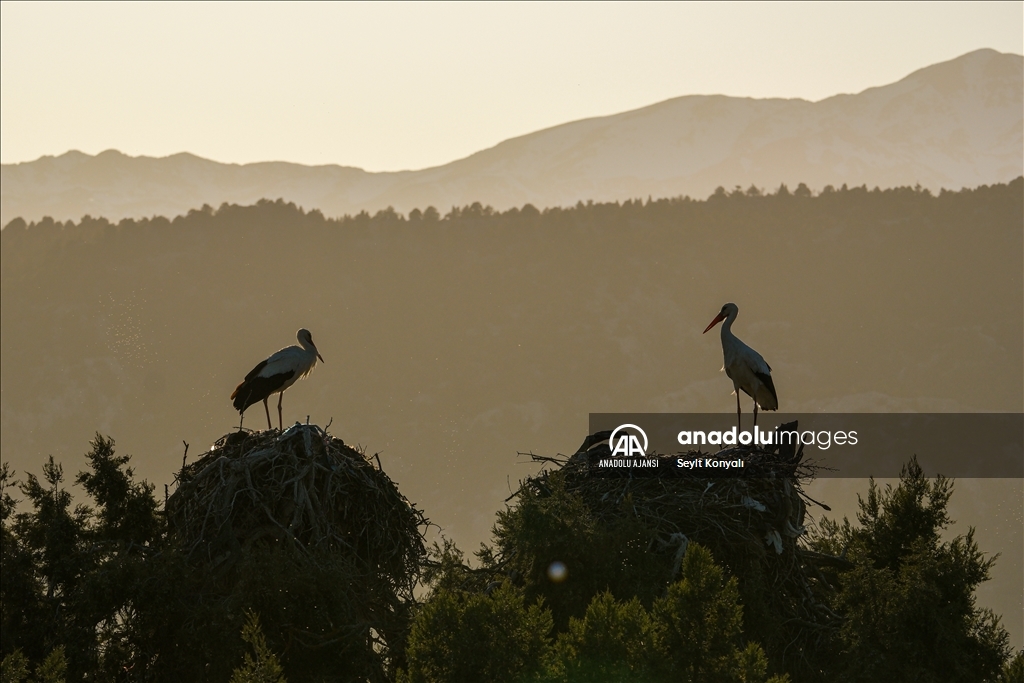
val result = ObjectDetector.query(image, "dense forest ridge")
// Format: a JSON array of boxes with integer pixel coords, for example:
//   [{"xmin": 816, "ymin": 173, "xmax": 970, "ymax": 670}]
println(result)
[
  {"xmin": 2, "ymin": 48, "xmax": 1020, "ymax": 226},
  {"xmin": 5, "ymin": 176, "xmax": 1022, "ymax": 232}
]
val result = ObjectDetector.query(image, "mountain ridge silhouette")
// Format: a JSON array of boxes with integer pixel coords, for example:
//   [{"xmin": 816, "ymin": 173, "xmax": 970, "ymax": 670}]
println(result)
[{"xmin": 3, "ymin": 48, "xmax": 1021, "ymax": 226}]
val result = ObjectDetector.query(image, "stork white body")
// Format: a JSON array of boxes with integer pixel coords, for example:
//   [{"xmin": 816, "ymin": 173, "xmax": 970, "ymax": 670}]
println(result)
[
  {"xmin": 703, "ymin": 303, "xmax": 778, "ymax": 429},
  {"xmin": 231, "ymin": 328, "xmax": 324, "ymax": 430}
]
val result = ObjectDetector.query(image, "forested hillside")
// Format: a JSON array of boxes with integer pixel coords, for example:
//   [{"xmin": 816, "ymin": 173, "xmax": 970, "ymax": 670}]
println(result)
[{"xmin": 2, "ymin": 180, "xmax": 1022, "ymax": 666}]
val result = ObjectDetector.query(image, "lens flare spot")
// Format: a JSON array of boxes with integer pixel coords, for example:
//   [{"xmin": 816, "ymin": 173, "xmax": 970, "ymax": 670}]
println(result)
[{"xmin": 547, "ymin": 561, "xmax": 568, "ymax": 583}]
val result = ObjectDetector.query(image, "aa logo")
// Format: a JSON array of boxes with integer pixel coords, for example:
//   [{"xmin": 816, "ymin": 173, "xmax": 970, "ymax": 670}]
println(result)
[{"xmin": 608, "ymin": 424, "xmax": 649, "ymax": 457}]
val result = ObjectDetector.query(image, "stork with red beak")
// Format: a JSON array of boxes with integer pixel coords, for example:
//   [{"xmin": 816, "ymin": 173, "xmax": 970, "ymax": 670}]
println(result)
[
  {"xmin": 703, "ymin": 303, "xmax": 777, "ymax": 429},
  {"xmin": 231, "ymin": 328, "xmax": 324, "ymax": 430}
]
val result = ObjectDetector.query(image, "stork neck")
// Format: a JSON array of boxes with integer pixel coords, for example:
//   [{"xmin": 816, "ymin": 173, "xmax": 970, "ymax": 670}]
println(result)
[
  {"xmin": 298, "ymin": 337, "xmax": 317, "ymax": 356},
  {"xmin": 720, "ymin": 309, "xmax": 737, "ymax": 340}
]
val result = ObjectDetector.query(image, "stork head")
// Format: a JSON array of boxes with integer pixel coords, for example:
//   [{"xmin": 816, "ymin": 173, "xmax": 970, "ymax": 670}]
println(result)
[
  {"xmin": 297, "ymin": 328, "xmax": 325, "ymax": 362},
  {"xmin": 703, "ymin": 303, "xmax": 737, "ymax": 334}
]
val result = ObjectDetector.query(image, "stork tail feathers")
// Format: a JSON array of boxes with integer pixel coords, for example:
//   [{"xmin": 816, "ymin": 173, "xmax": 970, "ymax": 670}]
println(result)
[{"xmin": 755, "ymin": 371, "xmax": 779, "ymax": 411}]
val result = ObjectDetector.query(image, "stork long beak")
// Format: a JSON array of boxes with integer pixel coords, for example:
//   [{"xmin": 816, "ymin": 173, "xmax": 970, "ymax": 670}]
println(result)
[
  {"xmin": 703, "ymin": 312, "xmax": 727, "ymax": 334},
  {"xmin": 317, "ymin": 353, "xmax": 325, "ymax": 363}
]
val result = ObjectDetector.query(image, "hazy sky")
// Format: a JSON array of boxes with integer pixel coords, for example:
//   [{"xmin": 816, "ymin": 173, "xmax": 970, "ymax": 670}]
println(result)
[{"xmin": 1, "ymin": 2, "xmax": 1021, "ymax": 171}]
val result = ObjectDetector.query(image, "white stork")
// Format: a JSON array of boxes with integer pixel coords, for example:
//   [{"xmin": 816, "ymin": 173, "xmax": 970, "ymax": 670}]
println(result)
[
  {"xmin": 703, "ymin": 303, "xmax": 777, "ymax": 429},
  {"xmin": 231, "ymin": 328, "xmax": 324, "ymax": 430}
]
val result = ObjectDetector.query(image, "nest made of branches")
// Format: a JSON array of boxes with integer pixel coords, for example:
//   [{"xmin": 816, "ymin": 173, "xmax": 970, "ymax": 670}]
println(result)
[
  {"xmin": 166, "ymin": 424, "xmax": 428, "ymax": 584},
  {"xmin": 545, "ymin": 436, "xmax": 824, "ymax": 562},
  {"xmin": 514, "ymin": 430, "xmax": 844, "ymax": 667}
]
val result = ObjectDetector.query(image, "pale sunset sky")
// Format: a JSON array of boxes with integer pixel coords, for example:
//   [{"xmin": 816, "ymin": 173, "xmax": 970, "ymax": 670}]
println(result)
[{"xmin": 1, "ymin": 1, "xmax": 1021, "ymax": 171}]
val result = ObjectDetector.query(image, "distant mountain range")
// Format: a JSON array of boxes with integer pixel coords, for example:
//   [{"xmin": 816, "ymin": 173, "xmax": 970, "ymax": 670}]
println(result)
[{"xmin": 2, "ymin": 48, "xmax": 1021, "ymax": 226}]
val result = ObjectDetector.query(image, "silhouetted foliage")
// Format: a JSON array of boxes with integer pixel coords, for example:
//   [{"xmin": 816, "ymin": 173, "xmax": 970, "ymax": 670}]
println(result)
[
  {"xmin": 997, "ymin": 651, "xmax": 1024, "ymax": 683},
  {"xmin": 399, "ymin": 582, "xmax": 552, "ymax": 683},
  {"xmin": 652, "ymin": 544, "xmax": 755, "ymax": 681},
  {"xmin": 808, "ymin": 456, "xmax": 1011, "ymax": 681},
  {"xmin": 1, "ymin": 436, "xmax": 160, "ymax": 679},
  {"xmin": 405, "ymin": 542, "xmax": 786, "ymax": 683},
  {"xmin": 1, "ymin": 431, "xmax": 425, "ymax": 682},
  {"xmin": 0, "ymin": 646, "xmax": 66, "ymax": 683},
  {"xmin": 548, "ymin": 591, "xmax": 656, "ymax": 682},
  {"xmin": 480, "ymin": 448, "xmax": 829, "ymax": 680},
  {"xmin": 486, "ymin": 470, "xmax": 669, "ymax": 633},
  {"xmin": 2, "ymin": 437, "xmax": 1017, "ymax": 682},
  {"xmin": 544, "ymin": 545, "xmax": 788, "ymax": 683},
  {"xmin": 412, "ymin": 445, "xmax": 1014, "ymax": 683}
]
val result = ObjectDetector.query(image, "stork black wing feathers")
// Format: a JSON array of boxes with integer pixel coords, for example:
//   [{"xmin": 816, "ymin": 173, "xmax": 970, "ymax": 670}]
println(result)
[
  {"xmin": 243, "ymin": 359, "xmax": 269, "ymax": 383},
  {"xmin": 231, "ymin": 370, "xmax": 296, "ymax": 412}
]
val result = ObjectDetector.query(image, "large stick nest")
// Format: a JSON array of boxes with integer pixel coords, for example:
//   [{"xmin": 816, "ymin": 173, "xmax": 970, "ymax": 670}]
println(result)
[
  {"xmin": 166, "ymin": 424, "xmax": 427, "ymax": 584},
  {"xmin": 548, "ymin": 432, "xmax": 822, "ymax": 563},
  {"xmin": 514, "ymin": 428, "xmax": 843, "ymax": 668}
]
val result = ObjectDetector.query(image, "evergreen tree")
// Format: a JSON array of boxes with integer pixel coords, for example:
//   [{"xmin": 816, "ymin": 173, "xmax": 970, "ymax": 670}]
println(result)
[
  {"xmin": 809, "ymin": 457, "xmax": 1010, "ymax": 681},
  {"xmin": 229, "ymin": 611, "xmax": 287, "ymax": 683},
  {"xmin": 400, "ymin": 582, "xmax": 552, "ymax": 683},
  {"xmin": 549, "ymin": 592, "xmax": 656, "ymax": 682},
  {"xmin": 996, "ymin": 651, "xmax": 1023, "ymax": 683},
  {"xmin": 653, "ymin": 544, "xmax": 755, "ymax": 681}
]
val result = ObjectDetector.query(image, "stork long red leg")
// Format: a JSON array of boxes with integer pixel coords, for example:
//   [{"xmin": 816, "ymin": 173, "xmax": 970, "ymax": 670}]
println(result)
[
  {"xmin": 735, "ymin": 388, "xmax": 742, "ymax": 431},
  {"xmin": 277, "ymin": 392, "xmax": 284, "ymax": 431},
  {"xmin": 263, "ymin": 398, "xmax": 272, "ymax": 430}
]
